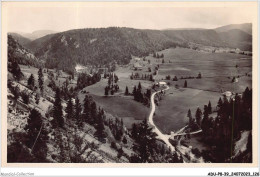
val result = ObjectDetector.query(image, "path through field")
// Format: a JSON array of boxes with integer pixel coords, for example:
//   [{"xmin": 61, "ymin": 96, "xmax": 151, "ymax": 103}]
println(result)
[{"xmin": 148, "ymin": 85, "xmax": 175, "ymax": 151}]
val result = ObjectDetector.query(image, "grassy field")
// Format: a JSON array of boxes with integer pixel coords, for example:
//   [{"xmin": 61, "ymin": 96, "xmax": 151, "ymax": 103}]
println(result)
[
  {"xmin": 80, "ymin": 47, "xmax": 252, "ymax": 133},
  {"xmin": 150, "ymin": 48, "xmax": 252, "ymax": 93},
  {"xmin": 77, "ymin": 91, "xmax": 150, "ymax": 128},
  {"xmin": 154, "ymin": 87, "xmax": 221, "ymax": 134}
]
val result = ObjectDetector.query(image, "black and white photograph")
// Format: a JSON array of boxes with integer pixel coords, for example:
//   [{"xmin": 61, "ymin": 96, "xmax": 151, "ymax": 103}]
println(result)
[{"xmin": 1, "ymin": 1, "xmax": 258, "ymax": 171}]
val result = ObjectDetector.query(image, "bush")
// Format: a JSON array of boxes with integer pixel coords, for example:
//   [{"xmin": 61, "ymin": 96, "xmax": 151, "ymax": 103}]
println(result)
[
  {"xmin": 169, "ymin": 139, "xmax": 178, "ymax": 147},
  {"xmin": 191, "ymin": 148, "xmax": 201, "ymax": 158},
  {"xmin": 117, "ymin": 147, "xmax": 124, "ymax": 159},
  {"xmin": 122, "ymin": 137, "xmax": 127, "ymax": 144},
  {"xmin": 8, "ymin": 142, "xmax": 35, "ymax": 162},
  {"xmin": 21, "ymin": 91, "xmax": 30, "ymax": 104},
  {"xmin": 110, "ymin": 141, "xmax": 117, "ymax": 150},
  {"xmin": 180, "ymin": 139, "xmax": 188, "ymax": 147}
]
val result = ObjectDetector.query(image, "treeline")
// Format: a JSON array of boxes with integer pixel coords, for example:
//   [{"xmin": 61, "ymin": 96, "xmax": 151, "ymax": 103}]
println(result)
[
  {"xmin": 165, "ymin": 72, "xmax": 202, "ymax": 81},
  {"xmin": 104, "ymin": 73, "xmax": 119, "ymax": 96},
  {"xmin": 130, "ymin": 72, "xmax": 154, "ymax": 81},
  {"xmin": 131, "ymin": 82, "xmax": 152, "ymax": 106},
  {"xmin": 152, "ymin": 52, "xmax": 164, "ymax": 58},
  {"xmin": 194, "ymin": 87, "xmax": 252, "ymax": 162},
  {"xmin": 76, "ymin": 72, "xmax": 101, "ymax": 90}
]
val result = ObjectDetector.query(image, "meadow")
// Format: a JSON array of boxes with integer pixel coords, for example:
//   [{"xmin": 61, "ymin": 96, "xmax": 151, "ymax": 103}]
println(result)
[
  {"xmin": 20, "ymin": 47, "xmax": 252, "ymax": 134},
  {"xmin": 153, "ymin": 87, "xmax": 220, "ymax": 134},
  {"xmin": 150, "ymin": 48, "xmax": 252, "ymax": 92},
  {"xmin": 149, "ymin": 48, "xmax": 252, "ymax": 133},
  {"xmin": 81, "ymin": 47, "xmax": 252, "ymax": 133}
]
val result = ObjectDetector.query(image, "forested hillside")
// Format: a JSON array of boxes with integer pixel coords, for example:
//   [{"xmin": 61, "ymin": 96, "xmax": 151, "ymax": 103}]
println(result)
[
  {"xmin": 25, "ymin": 27, "xmax": 182, "ymax": 73},
  {"xmin": 20, "ymin": 25, "xmax": 251, "ymax": 74},
  {"xmin": 8, "ymin": 35, "xmax": 44, "ymax": 68}
]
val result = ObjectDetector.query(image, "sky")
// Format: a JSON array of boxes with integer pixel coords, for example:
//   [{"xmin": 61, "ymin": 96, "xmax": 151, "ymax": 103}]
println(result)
[{"xmin": 5, "ymin": 2, "xmax": 257, "ymax": 33}]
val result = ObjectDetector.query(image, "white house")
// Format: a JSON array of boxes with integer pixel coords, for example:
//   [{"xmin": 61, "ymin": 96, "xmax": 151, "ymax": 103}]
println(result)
[
  {"xmin": 222, "ymin": 91, "xmax": 232, "ymax": 97},
  {"xmin": 133, "ymin": 62, "xmax": 142, "ymax": 70},
  {"xmin": 156, "ymin": 81, "xmax": 167, "ymax": 86}
]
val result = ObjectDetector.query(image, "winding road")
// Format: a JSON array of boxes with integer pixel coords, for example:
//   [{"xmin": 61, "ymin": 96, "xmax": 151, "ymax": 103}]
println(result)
[
  {"xmin": 148, "ymin": 85, "xmax": 203, "ymax": 152},
  {"xmin": 148, "ymin": 85, "xmax": 176, "ymax": 151}
]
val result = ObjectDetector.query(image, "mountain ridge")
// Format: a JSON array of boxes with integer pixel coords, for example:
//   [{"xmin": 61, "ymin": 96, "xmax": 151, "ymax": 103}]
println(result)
[{"xmin": 9, "ymin": 23, "xmax": 252, "ymax": 73}]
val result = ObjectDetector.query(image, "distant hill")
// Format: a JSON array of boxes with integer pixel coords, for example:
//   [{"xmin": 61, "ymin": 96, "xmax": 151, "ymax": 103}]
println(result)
[
  {"xmin": 215, "ymin": 23, "xmax": 252, "ymax": 35},
  {"xmin": 8, "ymin": 32, "xmax": 31, "ymax": 46},
  {"xmin": 18, "ymin": 24, "xmax": 252, "ymax": 73},
  {"xmin": 214, "ymin": 23, "xmax": 252, "ymax": 51},
  {"xmin": 25, "ymin": 27, "xmax": 181, "ymax": 73},
  {"xmin": 18, "ymin": 30, "xmax": 58, "ymax": 41},
  {"xmin": 218, "ymin": 29, "xmax": 252, "ymax": 51},
  {"xmin": 163, "ymin": 29, "xmax": 225, "ymax": 47}
]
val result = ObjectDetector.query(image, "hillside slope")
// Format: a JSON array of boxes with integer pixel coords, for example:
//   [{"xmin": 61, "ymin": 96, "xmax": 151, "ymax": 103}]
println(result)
[
  {"xmin": 8, "ymin": 35, "xmax": 44, "ymax": 68},
  {"xmin": 19, "ymin": 30, "xmax": 58, "ymax": 41},
  {"xmin": 218, "ymin": 29, "xmax": 252, "ymax": 51},
  {"xmin": 26, "ymin": 27, "xmax": 180, "ymax": 73},
  {"xmin": 8, "ymin": 33, "xmax": 31, "ymax": 46},
  {"xmin": 163, "ymin": 29, "xmax": 225, "ymax": 47},
  {"xmin": 23, "ymin": 25, "xmax": 252, "ymax": 73},
  {"xmin": 215, "ymin": 23, "xmax": 252, "ymax": 35}
]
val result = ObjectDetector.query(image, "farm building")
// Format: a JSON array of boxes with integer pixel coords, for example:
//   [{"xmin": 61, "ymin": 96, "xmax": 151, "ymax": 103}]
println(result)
[
  {"xmin": 133, "ymin": 62, "xmax": 142, "ymax": 70},
  {"xmin": 222, "ymin": 91, "xmax": 232, "ymax": 97},
  {"xmin": 97, "ymin": 67, "xmax": 108, "ymax": 74},
  {"xmin": 156, "ymin": 81, "xmax": 167, "ymax": 86},
  {"xmin": 134, "ymin": 57, "xmax": 141, "ymax": 61}
]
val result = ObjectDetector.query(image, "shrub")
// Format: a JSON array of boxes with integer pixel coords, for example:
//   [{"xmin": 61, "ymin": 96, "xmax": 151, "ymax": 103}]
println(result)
[
  {"xmin": 21, "ymin": 91, "xmax": 30, "ymax": 104},
  {"xmin": 191, "ymin": 148, "xmax": 201, "ymax": 158},
  {"xmin": 122, "ymin": 136, "xmax": 127, "ymax": 144},
  {"xmin": 110, "ymin": 141, "xmax": 117, "ymax": 150}
]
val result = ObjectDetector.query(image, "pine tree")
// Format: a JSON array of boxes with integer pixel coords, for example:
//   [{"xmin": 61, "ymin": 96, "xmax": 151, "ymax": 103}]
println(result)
[
  {"xmin": 132, "ymin": 86, "xmax": 137, "ymax": 97},
  {"xmin": 104, "ymin": 86, "xmax": 109, "ymax": 96},
  {"xmin": 195, "ymin": 107, "xmax": 202, "ymax": 127},
  {"xmin": 25, "ymin": 109, "xmax": 48, "ymax": 161},
  {"xmin": 138, "ymin": 82, "xmax": 142, "ymax": 91},
  {"xmin": 197, "ymin": 72, "xmax": 202, "ymax": 79},
  {"xmin": 38, "ymin": 68, "xmax": 44, "ymax": 95},
  {"xmin": 149, "ymin": 74, "xmax": 154, "ymax": 81},
  {"xmin": 132, "ymin": 119, "xmax": 157, "ymax": 162},
  {"xmin": 65, "ymin": 96, "xmax": 74, "ymax": 120},
  {"xmin": 208, "ymin": 101, "xmax": 212, "ymax": 113},
  {"xmin": 203, "ymin": 105, "xmax": 209, "ymax": 121},
  {"xmin": 201, "ymin": 105, "xmax": 210, "ymax": 135},
  {"xmin": 52, "ymin": 88, "xmax": 64, "ymax": 128},
  {"xmin": 25, "ymin": 109, "xmax": 43, "ymax": 147},
  {"xmin": 83, "ymin": 94, "xmax": 92, "ymax": 124},
  {"xmin": 35, "ymin": 93, "xmax": 40, "ymax": 105},
  {"xmin": 10, "ymin": 61, "xmax": 23, "ymax": 81},
  {"xmin": 11, "ymin": 86, "xmax": 20, "ymax": 109},
  {"xmin": 131, "ymin": 123, "xmax": 138, "ymax": 140},
  {"xmin": 75, "ymin": 97, "xmax": 82, "ymax": 127},
  {"xmin": 218, "ymin": 97, "xmax": 223, "ymax": 108},
  {"xmin": 122, "ymin": 136, "xmax": 127, "ymax": 144},
  {"xmin": 27, "ymin": 74, "xmax": 35, "ymax": 89},
  {"xmin": 90, "ymin": 101, "xmax": 97, "ymax": 125},
  {"xmin": 184, "ymin": 80, "xmax": 187, "ymax": 88},
  {"xmin": 125, "ymin": 86, "xmax": 129, "ymax": 95},
  {"xmin": 94, "ymin": 110, "xmax": 106, "ymax": 142},
  {"xmin": 187, "ymin": 109, "xmax": 193, "ymax": 127}
]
